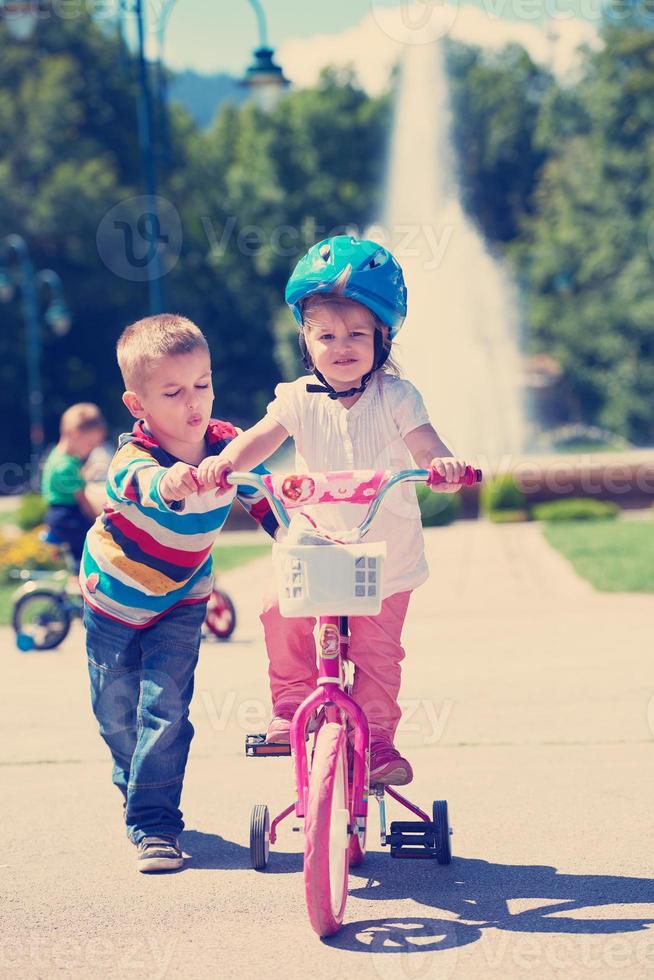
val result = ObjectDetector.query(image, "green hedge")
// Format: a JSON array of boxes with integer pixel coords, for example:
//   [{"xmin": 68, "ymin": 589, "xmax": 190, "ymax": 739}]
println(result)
[
  {"xmin": 480, "ymin": 474, "xmax": 526, "ymax": 516},
  {"xmin": 416, "ymin": 485, "xmax": 461, "ymax": 526},
  {"xmin": 488, "ymin": 509, "xmax": 530, "ymax": 524},
  {"xmin": 17, "ymin": 493, "xmax": 47, "ymax": 531},
  {"xmin": 531, "ymin": 498, "xmax": 619, "ymax": 522}
]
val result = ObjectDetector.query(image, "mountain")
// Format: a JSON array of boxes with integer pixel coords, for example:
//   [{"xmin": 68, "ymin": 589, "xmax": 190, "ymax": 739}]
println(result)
[{"xmin": 168, "ymin": 69, "xmax": 247, "ymax": 129}]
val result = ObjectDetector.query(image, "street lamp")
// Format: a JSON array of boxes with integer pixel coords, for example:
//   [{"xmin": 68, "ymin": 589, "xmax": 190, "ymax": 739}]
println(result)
[
  {"xmin": 38, "ymin": 269, "xmax": 72, "ymax": 336},
  {"xmin": 240, "ymin": 0, "xmax": 290, "ymax": 112},
  {"xmin": 0, "ymin": 0, "xmax": 38, "ymax": 41},
  {"xmin": 0, "ymin": 235, "xmax": 72, "ymax": 490}
]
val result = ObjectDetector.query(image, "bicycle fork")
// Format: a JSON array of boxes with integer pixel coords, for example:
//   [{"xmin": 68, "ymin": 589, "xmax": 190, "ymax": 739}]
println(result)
[{"xmin": 290, "ymin": 617, "xmax": 369, "ymax": 836}]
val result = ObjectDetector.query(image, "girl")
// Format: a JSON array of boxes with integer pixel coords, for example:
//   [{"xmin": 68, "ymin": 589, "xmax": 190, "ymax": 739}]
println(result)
[{"xmin": 198, "ymin": 236, "xmax": 469, "ymax": 785}]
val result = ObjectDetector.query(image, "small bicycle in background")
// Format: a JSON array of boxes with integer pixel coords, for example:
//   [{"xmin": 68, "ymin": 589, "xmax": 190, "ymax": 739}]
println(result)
[
  {"xmin": 11, "ymin": 528, "xmax": 237, "ymax": 651},
  {"xmin": 203, "ymin": 586, "xmax": 237, "ymax": 642},
  {"xmin": 230, "ymin": 465, "xmax": 482, "ymax": 937},
  {"xmin": 11, "ymin": 529, "xmax": 83, "ymax": 651}
]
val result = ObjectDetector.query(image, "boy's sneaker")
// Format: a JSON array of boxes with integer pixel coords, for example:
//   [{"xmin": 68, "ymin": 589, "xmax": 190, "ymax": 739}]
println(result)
[
  {"xmin": 136, "ymin": 835, "xmax": 183, "ymax": 873},
  {"xmin": 369, "ymin": 741, "xmax": 413, "ymax": 786}
]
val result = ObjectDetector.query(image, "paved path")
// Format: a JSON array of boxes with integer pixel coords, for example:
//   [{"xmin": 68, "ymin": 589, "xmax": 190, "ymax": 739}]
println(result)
[{"xmin": 3, "ymin": 522, "xmax": 654, "ymax": 980}]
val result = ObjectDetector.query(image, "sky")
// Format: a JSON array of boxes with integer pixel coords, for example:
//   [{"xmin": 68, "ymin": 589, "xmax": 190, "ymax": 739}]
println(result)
[{"xmin": 131, "ymin": 0, "xmax": 603, "ymax": 88}]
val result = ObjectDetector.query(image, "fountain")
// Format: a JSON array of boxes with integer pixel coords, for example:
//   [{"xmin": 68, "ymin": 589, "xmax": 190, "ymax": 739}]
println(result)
[
  {"xmin": 367, "ymin": 41, "xmax": 654, "ymax": 512},
  {"xmin": 373, "ymin": 41, "xmax": 525, "ymax": 463}
]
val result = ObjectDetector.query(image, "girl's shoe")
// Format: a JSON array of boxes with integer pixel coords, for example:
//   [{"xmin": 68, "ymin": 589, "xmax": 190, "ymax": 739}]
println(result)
[
  {"xmin": 266, "ymin": 712, "xmax": 294, "ymax": 743},
  {"xmin": 266, "ymin": 706, "xmax": 320, "ymax": 744},
  {"xmin": 369, "ymin": 741, "xmax": 413, "ymax": 786},
  {"xmin": 137, "ymin": 835, "xmax": 183, "ymax": 872}
]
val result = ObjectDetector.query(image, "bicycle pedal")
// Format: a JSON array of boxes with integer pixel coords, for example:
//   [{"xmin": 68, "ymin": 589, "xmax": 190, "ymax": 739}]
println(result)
[
  {"xmin": 388, "ymin": 820, "xmax": 438, "ymax": 859},
  {"xmin": 245, "ymin": 734, "xmax": 292, "ymax": 758}
]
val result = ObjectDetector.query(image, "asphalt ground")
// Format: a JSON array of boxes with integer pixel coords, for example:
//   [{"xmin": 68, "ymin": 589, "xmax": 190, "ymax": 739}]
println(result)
[{"xmin": 2, "ymin": 521, "xmax": 654, "ymax": 980}]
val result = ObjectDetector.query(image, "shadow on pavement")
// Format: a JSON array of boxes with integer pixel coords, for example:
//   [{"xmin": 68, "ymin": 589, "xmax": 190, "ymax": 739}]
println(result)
[
  {"xmin": 325, "ymin": 916, "xmax": 476, "ymax": 954},
  {"xmin": 324, "ymin": 855, "xmax": 654, "ymax": 951},
  {"xmin": 181, "ymin": 829, "xmax": 302, "ymax": 873}
]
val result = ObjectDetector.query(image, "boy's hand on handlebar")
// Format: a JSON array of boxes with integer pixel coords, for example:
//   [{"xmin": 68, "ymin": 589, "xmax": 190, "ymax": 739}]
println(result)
[
  {"xmin": 196, "ymin": 456, "xmax": 234, "ymax": 495},
  {"xmin": 160, "ymin": 462, "xmax": 202, "ymax": 504},
  {"xmin": 428, "ymin": 457, "xmax": 469, "ymax": 493}
]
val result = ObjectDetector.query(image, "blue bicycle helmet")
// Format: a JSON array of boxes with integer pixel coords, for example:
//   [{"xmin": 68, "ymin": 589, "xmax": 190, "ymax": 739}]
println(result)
[{"xmin": 285, "ymin": 236, "xmax": 408, "ymax": 399}]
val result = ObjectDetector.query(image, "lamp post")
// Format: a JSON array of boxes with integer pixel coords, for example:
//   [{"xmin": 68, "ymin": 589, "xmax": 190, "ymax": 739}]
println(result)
[
  {"xmin": 117, "ymin": 0, "xmax": 164, "ymax": 314},
  {"xmin": 240, "ymin": 0, "xmax": 290, "ymax": 112},
  {"xmin": 152, "ymin": 0, "xmax": 177, "ymax": 169},
  {"xmin": 0, "ymin": 236, "xmax": 71, "ymax": 490}
]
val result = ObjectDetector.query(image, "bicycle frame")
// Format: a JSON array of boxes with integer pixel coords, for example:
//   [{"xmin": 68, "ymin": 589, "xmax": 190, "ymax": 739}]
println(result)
[
  {"xmin": 231, "ymin": 466, "xmax": 479, "ymax": 841},
  {"xmin": 290, "ymin": 616, "xmax": 369, "ymax": 832}
]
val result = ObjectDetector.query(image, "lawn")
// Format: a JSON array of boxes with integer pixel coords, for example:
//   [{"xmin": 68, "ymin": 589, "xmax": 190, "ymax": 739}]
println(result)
[
  {"xmin": 0, "ymin": 541, "xmax": 272, "ymax": 628},
  {"xmin": 0, "ymin": 582, "xmax": 13, "ymax": 627},
  {"xmin": 211, "ymin": 542, "xmax": 272, "ymax": 573},
  {"xmin": 542, "ymin": 519, "xmax": 654, "ymax": 592},
  {"xmin": 0, "ymin": 507, "xmax": 19, "ymax": 527}
]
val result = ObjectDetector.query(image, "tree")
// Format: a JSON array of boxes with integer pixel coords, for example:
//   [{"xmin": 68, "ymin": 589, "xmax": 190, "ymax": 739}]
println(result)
[
  {"xmin": 0, "ymin": 18, "xmax": 394, "ymax": 476},
  {"xmin": 511, "ymin": 25, "xmax": 654, "ymax": 443},
  {"xmin": 446, "ymin": 41, "xmax": 553, "ymax": 243}
]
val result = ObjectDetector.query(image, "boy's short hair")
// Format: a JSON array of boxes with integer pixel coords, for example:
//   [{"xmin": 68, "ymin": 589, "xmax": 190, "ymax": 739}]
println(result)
[
  {"xmin": 116, "ymin": 314, "xmax": 210, "ymax": 391},
  {"xmin": 60, "ymin": 403, "xmax": 106, "ymax": 437}
]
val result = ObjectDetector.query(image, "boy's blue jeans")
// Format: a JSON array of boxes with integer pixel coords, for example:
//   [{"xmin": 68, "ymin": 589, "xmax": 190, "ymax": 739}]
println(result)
[{"xmin": 83, "ymin": 600, "xmax": 207, "ymax": 844}]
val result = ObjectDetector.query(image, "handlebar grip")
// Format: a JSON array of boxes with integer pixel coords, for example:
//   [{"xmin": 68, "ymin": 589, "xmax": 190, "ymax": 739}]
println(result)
[{"xmin": 428, "ymin": 465, "xmax": 482, "ymax": 487}]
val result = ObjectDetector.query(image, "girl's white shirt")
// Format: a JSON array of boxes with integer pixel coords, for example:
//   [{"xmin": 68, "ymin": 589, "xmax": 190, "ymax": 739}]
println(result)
[{"xmin": 266, "ymin": 371, "xmax": 431, "ymax": 598}]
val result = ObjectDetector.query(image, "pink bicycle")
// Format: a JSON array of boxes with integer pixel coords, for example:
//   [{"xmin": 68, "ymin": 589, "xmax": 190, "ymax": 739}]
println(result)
[{"xmin": 229, "ymin": 465, "xmax": 482, "ymax": 937}]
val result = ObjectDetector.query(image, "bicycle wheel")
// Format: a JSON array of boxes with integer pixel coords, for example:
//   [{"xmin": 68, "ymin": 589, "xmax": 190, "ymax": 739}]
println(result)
[
  {"xmin": 12, "ymin": 591, "xmax": 71, "ymax": 650},
  {"xmin": 204, "ymin": 588, "xmax": 237, "ymax": 640},
  {"xmin": 304, "ymin": 723, "xmax": 350, "ymax": 936},
  {"xmin": 348, "ymin": 822, "xmax": 367, "ymax": 867}
]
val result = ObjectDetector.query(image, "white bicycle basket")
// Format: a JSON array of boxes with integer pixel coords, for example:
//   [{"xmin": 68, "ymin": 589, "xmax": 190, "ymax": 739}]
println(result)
[{"xmin": 273, "ymin": 541, "xmax": 386, "ymax": 617}]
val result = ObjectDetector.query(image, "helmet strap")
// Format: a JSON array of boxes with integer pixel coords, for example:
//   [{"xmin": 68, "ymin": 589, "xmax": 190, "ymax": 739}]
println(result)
[{"xmin": 306, "ymin": 369, "xmax": 372, "ymax": 400}]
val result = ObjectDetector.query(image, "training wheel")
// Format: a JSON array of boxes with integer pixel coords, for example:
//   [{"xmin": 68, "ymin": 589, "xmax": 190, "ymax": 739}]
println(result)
[
  {"xmin": 250, "ymin": 804, "xmax": 270, "ymax": 870},
  {"xmin": 433, "ymin": 800, "xmax": 452, "ymax": 865}
]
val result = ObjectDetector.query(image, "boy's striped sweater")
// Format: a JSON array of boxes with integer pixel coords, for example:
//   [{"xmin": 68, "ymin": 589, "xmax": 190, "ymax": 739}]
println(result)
[{"xmin": 80, "ymin": 418, "xmax": 277, "ymax": 627}]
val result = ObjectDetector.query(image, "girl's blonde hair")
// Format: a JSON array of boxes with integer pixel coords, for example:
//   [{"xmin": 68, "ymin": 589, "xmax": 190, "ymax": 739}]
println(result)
[{"xmin": 300, "ymin": 295, "xmax": 400, "ymax": 376}]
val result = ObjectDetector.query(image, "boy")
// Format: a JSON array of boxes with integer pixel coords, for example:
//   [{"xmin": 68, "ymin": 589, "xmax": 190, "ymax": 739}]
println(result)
[
  {"xmin": 81, "ymin": 314, "xmax": 277, "ymax": 872},
  {"xmin": 41, "ymin": 403, "xmax": 107, "ymax": 570}
]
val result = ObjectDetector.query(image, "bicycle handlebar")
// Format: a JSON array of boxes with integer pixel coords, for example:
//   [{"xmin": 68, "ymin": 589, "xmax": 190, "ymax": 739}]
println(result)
[{"xmin": 227, "ymin": 466, "xmax": 482, "ymax": 541}]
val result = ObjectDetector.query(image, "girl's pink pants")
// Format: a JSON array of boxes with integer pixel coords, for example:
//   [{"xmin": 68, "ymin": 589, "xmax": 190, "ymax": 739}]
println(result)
[{"xmin": 260, "ymin": 590, "xmax": 412, "ymax": 743}]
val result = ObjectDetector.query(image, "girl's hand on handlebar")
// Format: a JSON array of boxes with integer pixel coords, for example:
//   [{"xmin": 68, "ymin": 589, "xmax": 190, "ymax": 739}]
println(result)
[
  {"xmin": 196, "ymin": 456, "xmax": 234, "ymax": 495},
  {"xmin": 427, "ymin": 457, "xmax": 470, "ymax": 493}
]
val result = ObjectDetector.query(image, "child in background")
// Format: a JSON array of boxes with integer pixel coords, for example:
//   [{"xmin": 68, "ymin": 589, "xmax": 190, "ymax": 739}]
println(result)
[
  {"xmin": 41, "ymin": 403, "xmax": 107, "ymax": 570},
  {"xmin": 81, "ymin": 315, "xmax": 278, "ymax": 873},
  {"xmin": 198, "ymin": 236, "xmax": 470, "ymax": 787}
]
